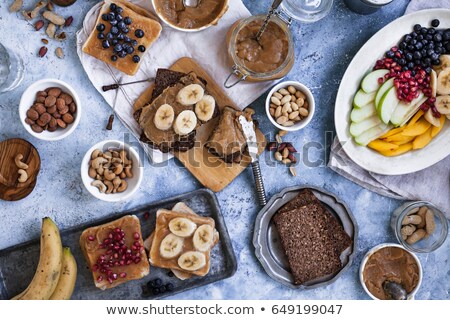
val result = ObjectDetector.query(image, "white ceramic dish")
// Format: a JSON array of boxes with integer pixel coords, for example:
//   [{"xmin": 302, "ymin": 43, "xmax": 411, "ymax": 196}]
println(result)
[
  {"xmin": 334, "ymin": 9, "xmax": 450, "ymax": 175},
  {"xmin": 359, "ymin": 243, "xmax": 423, "ymax": 300},
  {"xmin": 81, "ymin": 140, "xmax": 143, "ymax": 202},
  {"xmin": 265, "ymin": 81, "xmax": 315, "ymax": 131},
  {"xmin": 151, "ymin": 0, "xmax": 229, "ymax": 32},
  {"xmin": 19, "ymin": 79, "xmax": 81, "ymax": 141}
]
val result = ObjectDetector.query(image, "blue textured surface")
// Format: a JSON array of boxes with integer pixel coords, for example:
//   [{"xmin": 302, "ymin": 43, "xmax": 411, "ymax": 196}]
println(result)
[{"xmin": 0, "ymin": 0, "xmax": 448, "ymax": 300}]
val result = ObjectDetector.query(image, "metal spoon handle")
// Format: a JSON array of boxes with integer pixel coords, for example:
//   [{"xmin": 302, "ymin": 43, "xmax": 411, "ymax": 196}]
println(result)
[
  {"xmin": 255, "ymin": 0, "xmax": 284, "ymax": 42},
  {"xmin": 252, "ymin": 161, "xmax": 267, "ymax": 206},
  {"xmin": 102, "ymin": 78, "xmax": 154, "ymax": 92}
]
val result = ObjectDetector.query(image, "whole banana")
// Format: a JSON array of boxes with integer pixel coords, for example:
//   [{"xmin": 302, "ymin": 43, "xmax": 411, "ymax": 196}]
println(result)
[
  {"xmin": 49, "ymin": 247, "xmax": 77, "ymax": 300},
  {"xmin": 13, "ymin": 217, "xmax": 63, "ymax": 300}
]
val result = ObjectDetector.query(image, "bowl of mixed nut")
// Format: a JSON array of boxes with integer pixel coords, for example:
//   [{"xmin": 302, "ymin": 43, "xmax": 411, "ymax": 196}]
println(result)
[
  {"xmin": 19, "ymin": 79, "xmax": 81, "ymax": 141},
  {"xmin": 81, "ymin": 140, "xmax": 143, "ymax": 202},
  {"xmin": 265, "ymin": 81, "xmax": 315, "ymax": 131}
]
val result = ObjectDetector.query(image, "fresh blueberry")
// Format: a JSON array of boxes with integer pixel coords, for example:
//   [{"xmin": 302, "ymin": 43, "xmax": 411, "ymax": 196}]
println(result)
[
  {"xmin": 117, "ymin": 33, "xmax": 124, "ymax": 40},
  {"xmin": 407, "ymin": 44, "xmax": 415, "ymax": 51},
  {"xmin": 110, "ymin": 19, "xmax": 118, "ymax": 26},
  {"xmin": 131, "ymin": 39, "xmax": 138, "ymax": 47},
  {"xmin": 110, "ymin": 3, "xmax": 117, "ymax": 11},
  {"xmin": 427, "ymin": 49, "xmax": 435, "ymax": 57},
  {"xmin": 112, "ymin": 39, "xmax": 119, "ymax": 45},
  {"xmin": 431, "ymin": 53, "xmax": 440, "ymax": 61},
  {"xmin": 423, "ymin": 57, "xmax": 431, "ymax": 65},
  {"xmin": 135, "ymin": 29, "xmax": 144, "ymax": 38},
  {"xmin": 146, "ymin": 280, "xmax": 156, "ymax": 289},
  {"xmin": 111, "ymin": 55, "xmax": 118, "ymax": 62},
  {"xmin": 428, "ymin": 28, "xmax": 436, "ymax": 35},
  {"xmin": 421, "ymin": 49, "xmax": 427, "ymax": 56},
  {"xmin": 108, "ymin": 12, "xmax": 115, "ymax": 21},
  {"xmin": 132, "ymin": 55, "xmax": 140, "ymax": 63},
  {"xmin": 116, "ymin": 14, "xmax": 123, "ymax": 22},
  {"xmin": 444, "ymin": 30, "xmax": 450, "ymax": 41},
  {"xmin": 167, "ymin": 271, "xmax": 174, "ymax": 278},
  {"xmin": 435, "ymin": 47, "xmax": 443, "ymax": 54},
  {"xmin": 417, "ymin": 34, "xmax": 424, "ymax": 41},
  {"xmin": 97, "ymin": 23, "xmax": 106, "ymax": 32},
  {"xmin": 420, "ymin": 27, "xmax": 428, "ymax": 35},
  {"xmin": 415, "ymin": 42, "xmax": 423, "ymax": 50},
  {"xmin": 404, "ymin": 34, "xmax": 412, "ymax": 43},
  {"xmin": 106, "ymin": 32, "xmax": 114, "ymax": 39},
  {"xmin": 432, "ymin": 59, "xmax": 440, "ymax": 66},
  {"xmin": 124, "ymin": 36, "xmax": 131, "ymax": 43},
  {"xmin": 152, "ymin": 287, "xmax": 160, "ymax": 295},
  {"xmin": 101, "ymin": 13, "xmax": 109, "ymax": 21},
  {"xmin": 118, "ymin": 50, "xmax": 127, "ymax": 58},
  {"xmin": 399, "ymin": 42, "xmax": 407, "ymax": 50},
  {"xmin": 445, "ymin": 42, "xmax": 450, "ymax": 52},
  {"xmin": 138, "ymin": 45, "xmax": 146, "ymax": 52},
  {"xmin": 154, "ymin": 278, "xmax": 162, "ymax": 287},
  {"xmin": 126, "ymin": 46, "xmax": 134, "ymax": 54},
  {"xmin": 114, "ymin": 44, "xmax": 123, "ymax": 53},
  {"xmin": 398, "ymin": 58, "xmax": 406, "ymax": 66},
  {"xmin": 413, "ymin": 24, "xmax": 421, "ymax": 32},
  {"xmin": 402, "ymin": 66, "xmax": 408, "ymax": 71},
  {"xmin": 413, "ymin": 51, "xmax": 422, "ymax": 59},
  {"xmin": 115, "ymin": 6, "xmax": 123, "ymax": 14},
  {"xmin": 97, "ymin": 33, "xmax": 105, "ymax": 39},
  {"xmin": 111, "ymin": 26, "xmax": 119, "ymax": 35},
  {"xmin": 425, "ymin": 34, "xmax": 433, "ymax": 41},
  {"xmin": 124, "ymin": 17, "xmax": 132, "ymax": 25},
  {"xmin": 118, "ymin": 21, "xmax": 126, "ymax": 30},
  {"xmin": 431, "ymin": 19, "xmax": 440, "ymax": 28},
  {"xmin": 159, "ymin": 285, "xmax": 166, "ymax": 293},
  {"xmin": 121, "ymin": 27, "xmax": 129, "ymax": 34},
  {"xmin": 166, "ymin": 283, "xmax": 174, "ymax": 291},
  {"xmin": 434, "ymin": 33, "xmax": 443, "ymax": 42},
  {"xmin": 407, "ymin": 62, "xmax": 415, "ymax": 69},
  {"xmin": 405, "ymin": 52, "xmax": 413, "ymax": 61},
  {"xmin": 425, "ymin": 66, "xmax": 432, "ymax": 74},
  {"xmin": 411, "ymin": 32, "xmax": 418, "ymax": 38},
  {"xmin": 102, "ymin": 40, "xmax": 110, "ymax": 48},
  {"xmin": 386, "ymin": 50, "xmax": 395, "ymax": 58}
]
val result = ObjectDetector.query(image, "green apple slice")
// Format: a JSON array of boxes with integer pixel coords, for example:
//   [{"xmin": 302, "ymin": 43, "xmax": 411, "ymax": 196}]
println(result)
[
  {"xmin": 378, "ymin": 86, "xmax": 400, "ymax": 124},
  {"xmin": 361, "ymin": 69, "xmax": 389, "ymax": 93},
  {"xmin": 390, "ymin": 93, "xmax": 426, "ymax": 127},
  {"xmin": 353, "ymin": 89, "xmax": 376, "ymax": 109},
  {"xmin": 350, "ymin": 102, "xmax": 376, "ymax": 123},
  {"xmin": 375, "ymin": 78, "xmax": 395, "ymax": 110},
  {"xmin": 355, "ymin": 123, "xmax": 392, "ymax": 146},
  {"xmin": 350, "ymin": 115, "xmax": 382, "ymax": 137}
]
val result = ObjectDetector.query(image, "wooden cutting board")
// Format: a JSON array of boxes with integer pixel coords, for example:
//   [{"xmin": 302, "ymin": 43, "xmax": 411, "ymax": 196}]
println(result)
[
  {"xmin": 134, "ymin": 57, "xmax": 266, "ymax": 192},
  {"xmin": 0, "ymin": 138, "xmax": 41, "ymax": 201}
]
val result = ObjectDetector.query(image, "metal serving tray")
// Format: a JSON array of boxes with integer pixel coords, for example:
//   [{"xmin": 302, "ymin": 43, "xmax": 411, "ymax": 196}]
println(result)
[
  {"xmin": 0, "ymin": 189, "xmax": 237, "ymax": 300},
  {"xmin": 253, "ymin": 185, "xmax": 358, "ymax": 289}
]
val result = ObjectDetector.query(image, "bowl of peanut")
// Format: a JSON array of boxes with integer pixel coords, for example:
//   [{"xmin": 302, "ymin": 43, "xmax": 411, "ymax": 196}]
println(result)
[{"xmin": 265, "ymin": 81, "xmax": 315, "ymax": 131}]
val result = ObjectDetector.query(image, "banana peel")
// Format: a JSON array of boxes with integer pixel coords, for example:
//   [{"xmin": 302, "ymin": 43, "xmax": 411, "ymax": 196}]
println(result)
[{"xmin": 49, "ymin": 247, "xmax": 77, "ymax": 300}]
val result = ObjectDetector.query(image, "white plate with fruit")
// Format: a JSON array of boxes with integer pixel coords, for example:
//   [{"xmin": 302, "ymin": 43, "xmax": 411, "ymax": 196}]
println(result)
[{"xmin": 335, "ymin": 9, "xmax": 450, "ymax": 175}]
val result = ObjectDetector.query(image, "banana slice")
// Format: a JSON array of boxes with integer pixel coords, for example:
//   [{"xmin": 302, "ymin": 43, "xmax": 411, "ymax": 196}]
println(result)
[
  {"xmin": 433, "ymin": 55, "xmax": 450, "ymax": 75},
  {"xmin": 173, "ymin": 110, "xmax": 197, "ymax": 135},
  {"xmin": 430, "ymin": 69, "xmax": 438, "ymax": 97},
  {"xmin": 160, "ymin": 233, "xmax": 184, "ymax": 259},
  {"xmin": 435, "ymin": 95, "xmax": 450, "ymax": 114},
  {"xmin": 169, "ymin": 218, "xmax": 197, "ymax": 237},
  {"xmin": 193, "ymin": 224, "xmax": 214, "ymax": 252},
  {"xmin": 424, "ymin": 108, "xmax": 441, "ymax": 127},
  {"xmin": 436, "ymin": 68, "xmax": 450, "ymax": 95},
  {"xmin": 177, "ymin": 251, "xmax": 206, "ymax": 271},
  {"xmin": 195, "ymin": 95, "xmax": 216, "ymax": 122},
  {"xmin": 176, "ymin": 84, "xmax": 204, "ymax": 106},
  {"xmin": 154, "ymin": 104, "xmax": 175, "ymax": 131}
]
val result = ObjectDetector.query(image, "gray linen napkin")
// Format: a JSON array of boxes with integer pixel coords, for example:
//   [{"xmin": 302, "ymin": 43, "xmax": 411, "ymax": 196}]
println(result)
[{"xmin": 328, "ymin": 0, "xmax": 450, "ymax": 218}]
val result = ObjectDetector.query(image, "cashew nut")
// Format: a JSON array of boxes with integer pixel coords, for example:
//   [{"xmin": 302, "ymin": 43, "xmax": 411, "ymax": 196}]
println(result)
[
  {"xmin": 15, "ymin": 154, "xmax": 29, "ymax": 170},
  {"xmin": 91, "ymin": 157, "xmax": 108, "ymax": 169},
  {"xmin": 103, "ymin": 151, "xmax": 112, "ymax": 160},
  {"xmin": 104, "ymin": 180, "xmax": 114, "ymax": 194},
  {"xmin": 120, "ymin": 150, "xmax": 132, "ymax": 165},
  {"xmin": 91, "ymin": 149, "xmax": 102, "ymax": 160},
  {"xmin": 103, "ymin": 169, "xmax": 116, "ymax": 181},
  {"xmin": 88, "ymin": 167, "xmax": 97, "ymax": 179},
  {"xmin": 111, "ymin": 157, "xmax": 122, "ymax": 164},
  {"xmin": 124, "ymin": 166, "xmax": 133, "ymax": 178},
  {"xmin": 112, "ymin": 177, "xmax": 121, "ymax": 189},
  {"xmin": 91, "ymin": 180, "xmax": 106, "ymax": 193},
  {"xmin": 113, "ymin": 163, "xmax": 123, "ymax": 175},
  {"xmin": 111, "ymin": 150, "xmax": 120, "ymax": 158},
  {"xmin": 117, "ymin": 179, "xmax": 128, "ymax": 193},
  {"xmin": 17, "ymin": 169, "xmax": 28, "ymax": 183},
  {"xmin": 95, "ymin": 174, "xmax": 102, "ymax": 180},
  {"xmin": 97, "ymin": 166, "xmax": 104, "ymax": 175},
  {"xmin": 120, "ymin": 172, "xmax": 126, "ymax": 179}
]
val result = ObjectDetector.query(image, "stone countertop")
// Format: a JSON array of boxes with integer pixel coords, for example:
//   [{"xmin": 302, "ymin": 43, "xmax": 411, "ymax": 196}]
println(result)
[{"xmin": 0, "ymin": 0, "xmax": 448, "ymax": 300}]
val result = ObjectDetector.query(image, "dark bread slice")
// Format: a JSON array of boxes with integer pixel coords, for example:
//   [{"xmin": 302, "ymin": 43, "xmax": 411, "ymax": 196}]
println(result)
[
  {"xmin": 278, "ymin": 189, "xmax": 318, "ymax": 214},
  {"xmin": 273, "ymin": 201, "xmax": 352, "ymax": 285},
  {"xmin": 151, "ymin": 68, "xmax": 187, "ymax": 102}
]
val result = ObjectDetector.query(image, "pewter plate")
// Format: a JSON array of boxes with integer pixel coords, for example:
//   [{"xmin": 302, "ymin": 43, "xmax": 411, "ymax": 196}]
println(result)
[
  {"xmin": 253, "ymin": 185, "xmax": 358, "ymax": 289},
  {"xmin": 0, "ymin": 189, "xmax": 237, "ymax": 300}
]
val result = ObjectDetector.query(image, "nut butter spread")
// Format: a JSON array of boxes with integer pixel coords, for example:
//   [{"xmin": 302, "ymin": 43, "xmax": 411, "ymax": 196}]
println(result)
[
  {"xmin": 363, "ymin": 247, "xmax": 419, "ymax": 300},
  {"xmin": 235, "ymin": 20, "xmax": 289, "ymax": 73},
  {"xmin": 155, "ymin": 0, "xmax": 226, "ymax": 29}
]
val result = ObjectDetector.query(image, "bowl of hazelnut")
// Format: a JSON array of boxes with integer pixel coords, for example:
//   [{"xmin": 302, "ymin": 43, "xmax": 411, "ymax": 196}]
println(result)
[
  {"xmin": 266, "ymin": 81, "xmax": 315, "ymax": 131},
  {"xmin": 19, "ymin": 78, "xmax": 81, "ymax": 141}
]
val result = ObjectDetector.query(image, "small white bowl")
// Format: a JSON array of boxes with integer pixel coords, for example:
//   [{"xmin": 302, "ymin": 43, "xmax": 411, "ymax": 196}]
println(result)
[
  {"xmin": 19, "ymin": 79, "xmax": 81, "ymax": 141},
  {"xmin": 265, "ymin": 80, "xmax": 315, "ymax": 132},
  {"xmin": 81, "ymin": 140, "xmax": 143, "ymax": 202},
  {"xmin": 151, "ymin": 0, "xmax": 229, "ymax": 32},
  {"xmin": 359, "ymin": 243, "xmax": 423, "ymax": 300}
]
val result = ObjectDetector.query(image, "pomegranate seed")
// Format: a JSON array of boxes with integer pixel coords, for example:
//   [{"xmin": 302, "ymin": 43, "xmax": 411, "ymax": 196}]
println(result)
[
  {"xmin": 120, "ymin": 260, "xmax": 125, "ymax": 266},
  {"xmin": 120, "ymin": 272, "xmax": 127, "ymax": 278},
  {"xmin": 378, "ymin": 77, "xmax": 384, "ymax": 84},
  {"xmin": 144, "ymin": 212, "xmax": 150, "ymax": 220},
  {"xmin": 88, "ymin": 235, "xmax": 95, "ymax": 241},
  {"xmin": 133, "ymin": 232, "xmax": 140, "ymax": 240},
  {"xmin": 108, "ymin": 278, "xmax": 113, "ymax": 284},
  {"xmin": 97, "ymin": 276, "xmax": 103, "ymax": 282},
  {"xmin": 134, "ymin": 257, "xmax": 141, "ymax": 264},
  {"xmin": 92, "ymin": 264, "xmax": 99, "ymax": 272}
]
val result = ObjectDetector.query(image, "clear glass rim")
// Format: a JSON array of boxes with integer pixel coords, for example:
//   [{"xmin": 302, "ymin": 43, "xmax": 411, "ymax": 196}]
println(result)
[
  {"xmin": 228, "ymin": 15, "xmax": 294, "ymax": 79},
  {"xmin": 395, "ymin": 201, "xmax": 448, "ymax": 253}
]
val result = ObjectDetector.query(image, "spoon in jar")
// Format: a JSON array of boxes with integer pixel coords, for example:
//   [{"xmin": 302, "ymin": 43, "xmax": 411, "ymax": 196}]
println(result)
[
  {"xmin": 183, "ymin": 0, "xmax": 200, "ymax": 8},
  {"xmin": 255, "ymin": 0, "xmax": 284, "ymax": 42}
]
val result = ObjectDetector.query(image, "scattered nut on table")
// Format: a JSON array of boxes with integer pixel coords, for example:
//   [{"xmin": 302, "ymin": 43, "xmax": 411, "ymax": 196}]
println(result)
[
  {"xmin": 402, "ymin": 206, "xmax": 437, "ymax": 244},
  {"xmin": 14, "ymin": 154, "xmax": 29, "ymax": 170},
  {"xmin": 89, "ymin": 148, "xmax": 132, "ymax": 194},
  {"xmin": 269, "ymin": 85, "xmax": 309, "ymax": 127},
  {"xmin": 17, "ymin": 169, "xmax": 28, "ymax": 183}
]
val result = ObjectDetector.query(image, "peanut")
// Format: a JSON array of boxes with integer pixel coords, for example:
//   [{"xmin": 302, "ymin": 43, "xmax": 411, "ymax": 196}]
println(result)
[
  {"xmin": 406, "ymin": 229, "xmax": 426, "ymax": 244},
  {"xmin": 425, "ymin": 209, "xmax": 435, "ymax": 236},
  {"xmin": 271, "ymin": 96, "xmax": 281, "ymax": 106},
  {"xmin": 402, "ymin": 214, "xmax": 422, "ymax": 226},
  {"xmin": 272, "ymin": 92, "xmax": 283, "ymax": 100},
  {"xmin": 276, "ymin": 116, "xmax": 288, "ymax": 125}
]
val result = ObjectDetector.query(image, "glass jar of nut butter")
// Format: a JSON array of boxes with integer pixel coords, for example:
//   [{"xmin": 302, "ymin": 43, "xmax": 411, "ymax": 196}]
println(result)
[{"xmin": 224, "ymin": 0, "xmax": 333, "ymax": 87}]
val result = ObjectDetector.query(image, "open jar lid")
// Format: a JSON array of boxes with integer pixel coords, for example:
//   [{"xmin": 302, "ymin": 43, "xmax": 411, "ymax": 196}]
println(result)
[{"xmin": 278, "ymin": 0, "xmax": 334, "ymax": 23}]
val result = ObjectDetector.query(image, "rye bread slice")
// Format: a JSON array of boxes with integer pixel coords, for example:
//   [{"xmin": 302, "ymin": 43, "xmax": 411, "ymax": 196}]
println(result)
[
  {"xmin": 278, "ymin": 189, "xmax": 318, "ymax": 214},
  {"xmin": 151, "ymin": 68, "xmax": 186, "ymax": 102},
  {"xmin": 273, "ymin": 201, "xmax": 352, "ymax": 285}
]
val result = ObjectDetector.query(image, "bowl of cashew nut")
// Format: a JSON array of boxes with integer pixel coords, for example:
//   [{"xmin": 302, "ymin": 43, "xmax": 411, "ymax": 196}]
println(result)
[{"xmin": 81, "ymin": 140, "xmax": 143, "ymax": 202}]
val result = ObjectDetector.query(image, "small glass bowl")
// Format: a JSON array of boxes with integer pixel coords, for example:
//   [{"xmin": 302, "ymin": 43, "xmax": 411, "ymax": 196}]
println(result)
[{"xmin": 391, "ymin": 201, "xmax": 448, "ymax": 253}]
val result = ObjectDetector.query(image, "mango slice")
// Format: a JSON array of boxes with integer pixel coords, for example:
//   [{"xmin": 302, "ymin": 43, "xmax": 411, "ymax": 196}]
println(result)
[
  {"xmin": 368, "ymin": 140, "xmax": 399, "ymax": 152},
  {"xmin": 379, "ymin": 126, "xmax": 404, "ymax": 139},
  {"xmin": 407, "ymin": 109, "xmax": 425, "ymax": 127},
  {"xmin": 431, "ymin": 116, "xmax": 446, "ymax": 138},
  {"xmin": 402, "ymin": 118, "xmax": 432, "ymax": 136},
  {"xmin": 379, "ymin": 143, "xmax": 413, "ymax": 157},
  {"xmin": 413, "ymin": 128, "xmax": 433, "ymax": 149},
  {"xmin": 385, "ymin": 133, "xmax": 415, "ymax": 144}
]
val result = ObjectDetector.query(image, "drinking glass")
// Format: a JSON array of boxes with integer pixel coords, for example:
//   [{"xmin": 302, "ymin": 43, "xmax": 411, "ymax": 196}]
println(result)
[
  {"xmin": 280, "ymin": 0, "xmax": 334, "ymax": 23},
  {"xmin": 0, "ymin": 42, "xmax": 24, "ymax": 93}
]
